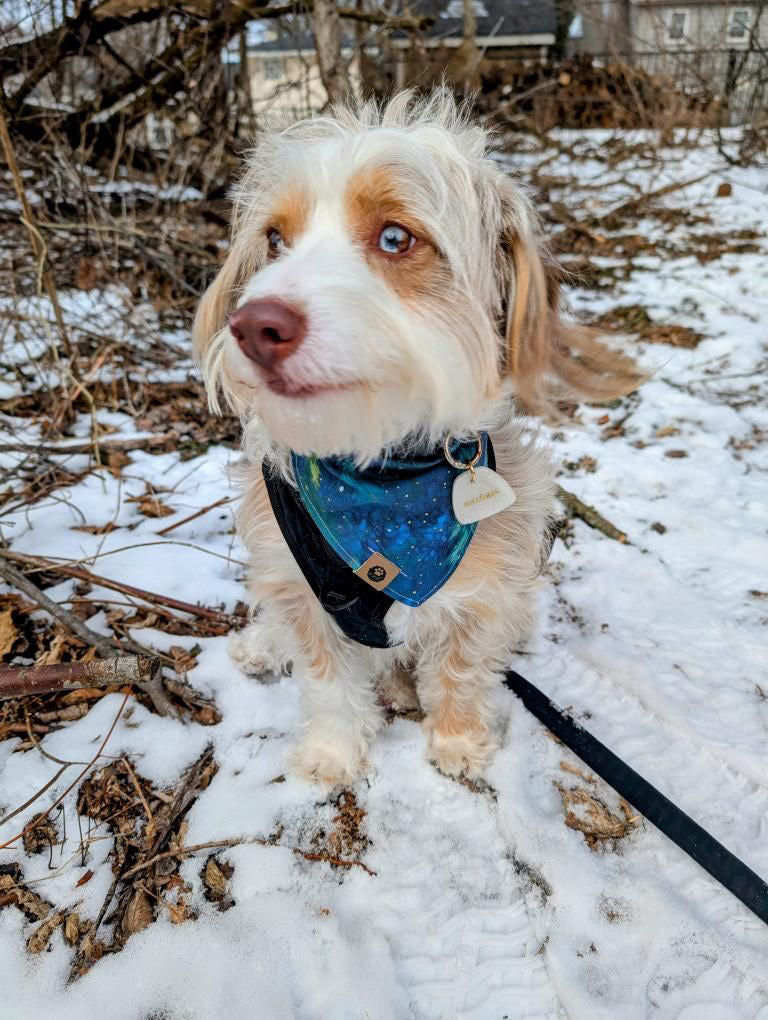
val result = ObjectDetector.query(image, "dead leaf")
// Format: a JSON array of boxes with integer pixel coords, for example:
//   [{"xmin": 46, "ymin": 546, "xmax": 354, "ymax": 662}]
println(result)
[
  {"xmin": 556, "ymin": 783, "xmax": 638, "ymax": 850},
  {"xmin": 81, "ymin": 934, "xmax": 105, "ymax": 961},
  {"xmin": 74, "ymin": 256, "xmax": 104, "ymax": 290},
  {"xmin": 0, "ymin": 607, "xmax": 19, "ymax": 657},
  {"xmin": 23, "ymin": 813, "xmax": 59, "ymax": 855},
  {"xmin": 0, "ymin": 873, "xmax": 53, "ymax": 921},
  {"xmin": 106, "ymin": 449, "xmax": 131, "ymax": 474},
  {"xmin": 126, "ymin": 482, "xmax": 175, "ymax": 518},
  {"xmin": 35, "ymin": 632, "xmax": 69, "ymax": 666},
  {"xmin": 137, "ymin": 496, "xmax": 174, "ymax": 518},
  {"xmin": 204, "ymin": 857, "xmax": 230, "ymax": 899},
  {"xmin": 169, "ymin": 644, "xmax": 199, "ymax": 673},
  {"xmin": 64, "ymin": 913, "xmax": 81, "ymax": 945},
  {"xmin": 202, "ymin": 855, "xmax": 235, "ymax": 911},
  {"xmin": 167, "ymin": 898, "xmax": 190, "ymax": 924},
  {"xmin": 716, "ymin": 181, "xmax": 732, "ymax": 198},
  {"xmin": 122, "ymin": 888, "xmax": 153, "ymax": 936},
  {"xmin": 75, "ymin": 869, "xmax": 95, "ymax": 887},
  {"xmin": 72, "ymin": 522, "xmax": 119, "ymax": 535},
  {"xmin": 27, "ymin": 910, "xmax": 66, "ymax": 954}
]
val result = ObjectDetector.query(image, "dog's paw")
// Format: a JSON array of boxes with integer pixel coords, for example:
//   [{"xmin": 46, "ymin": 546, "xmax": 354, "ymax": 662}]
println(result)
[
  {"xmin": 228, "ymin": 623, "xmax": 285, "ymax": 677},
  {"xmin": 290, "ymin": 731, "xmax": 369, "ymax": 788},
  {"xmin": 427, "ymin": 725, "xmax": 496, "ymax": 779}
]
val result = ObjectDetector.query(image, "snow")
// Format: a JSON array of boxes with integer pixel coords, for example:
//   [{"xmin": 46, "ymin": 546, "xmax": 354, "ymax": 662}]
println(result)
[{"xmin": 1, "ymin": 131, "xmax": 768, "ymax": 1018}]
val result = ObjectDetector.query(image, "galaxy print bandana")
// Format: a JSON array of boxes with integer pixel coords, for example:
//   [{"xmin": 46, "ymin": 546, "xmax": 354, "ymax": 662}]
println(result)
[{"xmin": 291, "ymin": 435, "xmax": 489, "ymax": 608}]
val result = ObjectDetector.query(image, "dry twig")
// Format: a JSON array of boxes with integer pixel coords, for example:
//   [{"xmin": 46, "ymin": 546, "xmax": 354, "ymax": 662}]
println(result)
[{"xmin": 556, "ymin": 486, "xmax": 630, "ymax": 544}]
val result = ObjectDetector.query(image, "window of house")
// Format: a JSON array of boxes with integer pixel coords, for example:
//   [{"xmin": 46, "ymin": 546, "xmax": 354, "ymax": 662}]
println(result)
[
  {"xmin": 263, "ymin": 57, "xmax": 283, "ymax": 80},
  {"xmin": 728, "ymin": 9, "xmax": 752, "ymax": 39},
  {"xmin": 667, "ymin": 10, "xmax": 689, "ymax": 41}
]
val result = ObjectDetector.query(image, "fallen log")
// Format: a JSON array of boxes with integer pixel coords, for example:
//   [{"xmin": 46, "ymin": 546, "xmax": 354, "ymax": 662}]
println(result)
[{"xmin": 0, "ymin": 655, "xmax": 161, "ymax": 700}]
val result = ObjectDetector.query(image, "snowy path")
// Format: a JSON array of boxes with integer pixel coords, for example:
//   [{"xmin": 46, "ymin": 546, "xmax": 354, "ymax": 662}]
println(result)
[{"xmin": 1, "ymin": 132, "xmax": 767, "ymax": 1018}]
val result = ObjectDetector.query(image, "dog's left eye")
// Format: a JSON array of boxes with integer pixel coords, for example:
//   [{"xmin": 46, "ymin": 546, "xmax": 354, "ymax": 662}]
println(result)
[
  {"xmin": 267, "ymin": 228, "xmax": 286, "ymax": 258},
  {"xmin": 377, "ymin": 224, "xmax": 415, "ymax": 255}
]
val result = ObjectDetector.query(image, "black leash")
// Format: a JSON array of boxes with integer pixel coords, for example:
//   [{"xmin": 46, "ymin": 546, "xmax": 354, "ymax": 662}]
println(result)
[{"xmin": 503, "ymin": 669, "xmax": 768, "ymax": 927}]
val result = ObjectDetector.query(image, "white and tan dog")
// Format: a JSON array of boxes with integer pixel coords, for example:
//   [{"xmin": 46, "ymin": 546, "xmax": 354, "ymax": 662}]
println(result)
[{"xmin": 193, "ymin": 90, "xmax": 637, "ymax": 786}]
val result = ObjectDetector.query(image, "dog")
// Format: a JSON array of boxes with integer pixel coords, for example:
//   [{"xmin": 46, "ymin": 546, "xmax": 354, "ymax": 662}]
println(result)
[{"xmin": 193, "ymin": 89, "xmax": 638, "ymax": 787}]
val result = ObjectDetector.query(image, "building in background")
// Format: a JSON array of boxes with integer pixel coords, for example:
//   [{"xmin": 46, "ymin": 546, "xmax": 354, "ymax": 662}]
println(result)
[
  {"xmin": 574, "ymin": 1, "xmax": 766, "ymax": 59},
  {"xmin": 571, "ymin": 1, "xmax": 767, "ymax": 118},
  {"xmin": 245, "ymin": 0, "xmax": 556, "ymax": 118}
]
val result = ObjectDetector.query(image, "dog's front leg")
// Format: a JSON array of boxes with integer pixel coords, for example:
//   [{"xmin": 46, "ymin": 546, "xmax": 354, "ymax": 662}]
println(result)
[
  {"xmin": 287, "ymin": 594, "xmax": 383, "ymax": 787},
  {"xmin": 415, "ymin": 598, "xmax": 516, "ymax": 779}
]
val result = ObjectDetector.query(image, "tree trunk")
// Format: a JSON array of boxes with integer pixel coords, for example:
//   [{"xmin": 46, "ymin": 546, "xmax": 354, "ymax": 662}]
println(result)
[
  {"xmin": 312, "ymin": 0, "xmax": 348, "ymax": 104},
  {"xmin": 449, "ymin": 0, "xmax": 480, "ymax": 93}
]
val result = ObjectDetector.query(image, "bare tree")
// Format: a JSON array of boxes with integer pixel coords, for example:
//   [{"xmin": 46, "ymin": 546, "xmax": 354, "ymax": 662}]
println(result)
[{"xmin": 311, "ymin": 0, "xmax": 348, "ymax": 103}]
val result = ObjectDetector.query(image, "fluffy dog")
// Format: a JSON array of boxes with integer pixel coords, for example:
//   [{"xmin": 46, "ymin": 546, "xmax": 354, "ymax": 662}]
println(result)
[{"xmin": 193, "ymin": 90, "xmax": 637, "ymax": 786}]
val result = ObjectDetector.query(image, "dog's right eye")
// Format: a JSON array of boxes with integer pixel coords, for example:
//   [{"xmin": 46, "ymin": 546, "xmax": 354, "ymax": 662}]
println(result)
[{"xmin": 267, "ymin": 228, "xmax": 286, "ymax": 258}]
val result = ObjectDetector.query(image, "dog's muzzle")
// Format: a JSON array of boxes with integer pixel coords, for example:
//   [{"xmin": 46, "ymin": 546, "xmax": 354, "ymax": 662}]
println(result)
[{"xmin": 229, "ymin": 300, "xmax": 306, "ymax": 371}]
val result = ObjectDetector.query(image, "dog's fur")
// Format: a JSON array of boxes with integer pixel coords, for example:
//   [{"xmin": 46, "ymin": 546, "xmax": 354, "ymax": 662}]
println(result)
[{"xmin": 193, "ymin": 90, "xmax": 638, "ymax": 785}]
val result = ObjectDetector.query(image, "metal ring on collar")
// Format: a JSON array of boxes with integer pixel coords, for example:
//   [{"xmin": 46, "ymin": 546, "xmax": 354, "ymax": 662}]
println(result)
[{"xmin": 443, "ymin": 432, "xmax": 483, "ymax": 472}]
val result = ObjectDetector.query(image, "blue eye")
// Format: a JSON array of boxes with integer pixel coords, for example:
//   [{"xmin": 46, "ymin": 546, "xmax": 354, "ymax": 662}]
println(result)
[
  {"xmin": 377, "ymin": 224, "xmax": 415, "ymax": 255},
  {"xmin": 267, "ymin": 227, "xmax": 286, "ymax": 257}
]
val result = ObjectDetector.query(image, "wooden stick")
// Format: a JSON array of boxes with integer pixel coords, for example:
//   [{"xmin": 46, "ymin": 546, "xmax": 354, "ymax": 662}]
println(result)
[
  {"xmin": 0, "ymin": 656, "xmax": 160, "ymax": 700},
  {"xmin": 556, "ymin": 485, "xmax": 629, "ymax": 544},
  {"xmin": 155, "ymin": 496, "xmax": 233, "ymax": 537},
  {"xmin": 0, "ymin": 548, "xmax": 234, "ymax": 624},
  {"xmin": 120, "ymin": 837, "xmax": 377, "ymax": 879},
  {"xmin": 0, "ymin": 434, "xmax": 173, "ymax": 455},
  {"xmin": 0, "ymin": 556, "xmax": 174, "ymax": 715},
  {"xmin": 0, "ymin": 558, "xmax": 119, "ymax": 656}
]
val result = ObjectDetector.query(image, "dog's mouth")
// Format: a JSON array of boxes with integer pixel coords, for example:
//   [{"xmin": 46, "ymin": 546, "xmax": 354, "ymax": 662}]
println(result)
[{"xmin": 264, "ymin": 375, "xmax": 361, "ymax": 400}]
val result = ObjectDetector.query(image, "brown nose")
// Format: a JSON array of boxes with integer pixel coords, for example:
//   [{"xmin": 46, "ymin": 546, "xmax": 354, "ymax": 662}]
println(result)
[{"xmin": 229, "ymin": 300, "xmax": 306, "ymax": 370}]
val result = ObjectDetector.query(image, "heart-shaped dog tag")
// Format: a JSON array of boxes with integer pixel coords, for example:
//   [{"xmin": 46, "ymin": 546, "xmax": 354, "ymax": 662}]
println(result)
[{"xmin": 452, "ymin": 466, "xmax": 516, "ymax": 524}]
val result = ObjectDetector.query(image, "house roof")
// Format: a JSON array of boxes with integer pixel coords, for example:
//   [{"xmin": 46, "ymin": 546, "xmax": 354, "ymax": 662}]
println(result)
[
  {"xmin": 248, "ymin": 0, "xmax": 556, "ymax": 54},
  {"xmin": 411, "ymin": 0, "xmax": 556, "ymax": 41}
]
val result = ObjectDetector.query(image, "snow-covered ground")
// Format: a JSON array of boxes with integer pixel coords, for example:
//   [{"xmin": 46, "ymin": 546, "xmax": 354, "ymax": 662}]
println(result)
[{"xmin": 1, "ymin": 131, "xmax": 767, "ymax": 1019}]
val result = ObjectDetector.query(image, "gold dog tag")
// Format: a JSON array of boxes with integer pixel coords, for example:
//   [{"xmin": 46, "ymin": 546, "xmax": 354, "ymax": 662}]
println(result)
[{"xmin": 452, "ymin": 466, "xmax": 516, "ymax": 525}]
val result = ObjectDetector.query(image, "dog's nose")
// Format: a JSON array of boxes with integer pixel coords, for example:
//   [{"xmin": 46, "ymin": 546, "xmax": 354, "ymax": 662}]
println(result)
[{"xmin": 229, "ymin": 300, "xmax": 306, "ymax": 369}]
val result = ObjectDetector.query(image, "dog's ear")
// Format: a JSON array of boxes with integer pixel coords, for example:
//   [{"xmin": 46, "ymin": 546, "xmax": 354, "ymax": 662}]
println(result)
[
  {"xmin": 193, "ymin": 246, "xmax": 245, "ymax": 367},
  {"xmin": 496, "ymin": 180, "xmax": 642, "ymax": 417},
  {"xmin": 192, "ymin": 225, "xmax": 264, "ymax": 413}
]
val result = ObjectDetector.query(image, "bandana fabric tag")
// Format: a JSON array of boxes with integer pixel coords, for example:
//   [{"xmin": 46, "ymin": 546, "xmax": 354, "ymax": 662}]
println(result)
[{"xmin": 452, "ymin": 465, "xmax": 516, "ymax": 524}]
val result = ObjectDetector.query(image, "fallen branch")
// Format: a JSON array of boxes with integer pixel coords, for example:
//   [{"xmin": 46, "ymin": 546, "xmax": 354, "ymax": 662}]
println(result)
[
  {"xmin": 0, "ymin": 434, "xmax": 175, "ymax": 455},
  {"xmin": 156, "ymin": 496, "xmax": 234, "ymax": 537},
  {"xmin": 0, "ymin": 558, "xmax": 120, "ymax": 656},
  {"xmin": 549, "ymin": 170, "xmax": 722, "ymax": 250},
  {"xmin": 120, "ymin": 837, "xmax": 377, "ymax": 880},
  {"xmin": 0, "ymin": 655, "xmax": 160, "ymax": 700},
  {"xmin": 0, "ymin": 548, "xmax": 235, "ymax": 625},
  {"xmin": 556, "ymin": 485, "xmax": 629, "ymax": 544},
  {"xmin": 0, "ymin": 556, "xmax": 174, "ymax": 715}
]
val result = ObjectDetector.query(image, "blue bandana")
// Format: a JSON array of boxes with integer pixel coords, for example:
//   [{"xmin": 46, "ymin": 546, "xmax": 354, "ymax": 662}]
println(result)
[{"xmin": 291, "ymin": 435, "xmax": 489, "ymax": 607}]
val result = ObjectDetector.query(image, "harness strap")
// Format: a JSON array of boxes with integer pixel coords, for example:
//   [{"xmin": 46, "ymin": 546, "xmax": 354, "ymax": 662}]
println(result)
[{"xmin": 503, "ymin": 668, "xmax": 768, "ymax": 927}]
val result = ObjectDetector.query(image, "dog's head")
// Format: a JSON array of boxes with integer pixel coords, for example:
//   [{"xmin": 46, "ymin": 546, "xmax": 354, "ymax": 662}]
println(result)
[{"xmin": 194, "ymin": 90, "xmax": 638, "ymax": 460}]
